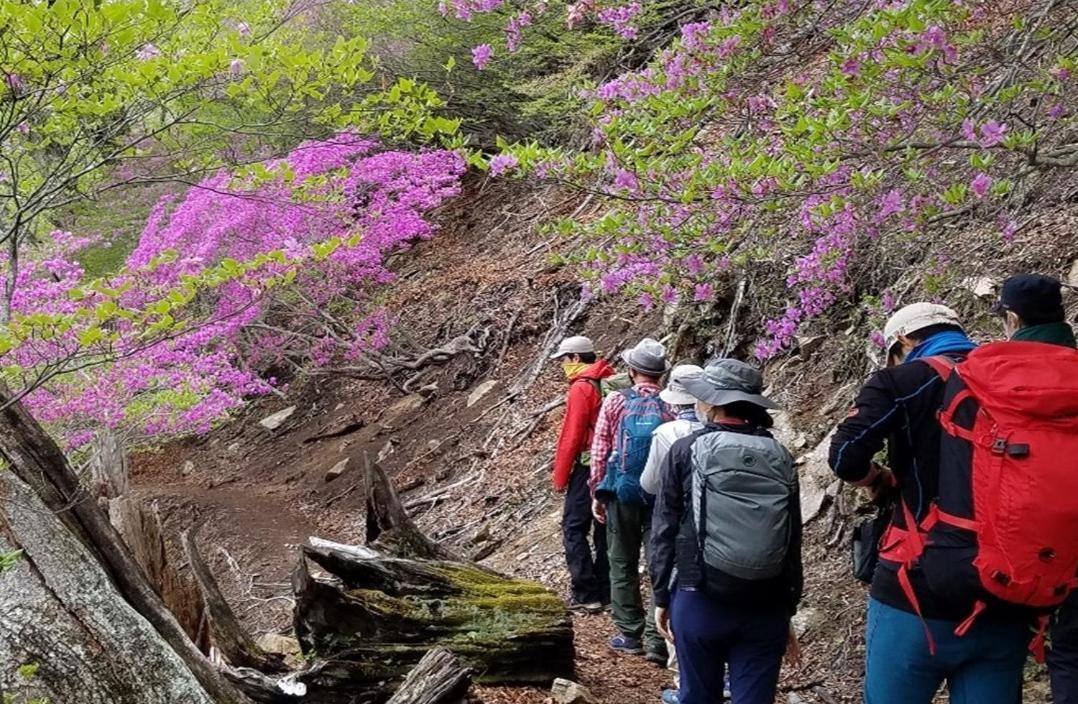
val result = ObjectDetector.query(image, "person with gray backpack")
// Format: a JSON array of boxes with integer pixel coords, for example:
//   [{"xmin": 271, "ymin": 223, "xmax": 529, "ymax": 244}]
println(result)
[{"xmin": 650, "ymin": 359, "xmax": 803, "ymax": 704}]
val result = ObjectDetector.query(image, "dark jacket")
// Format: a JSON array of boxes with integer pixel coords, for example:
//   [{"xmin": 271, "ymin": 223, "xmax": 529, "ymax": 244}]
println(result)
[
  {"xmin": 829, "ymin": 353, "xmax": 972, "ymax": 619},
  {"xmin": 650, "ymin": 421, "xmax": 803, "ymax": 614},
  {"xmin": 552, "ymin": 360, "xmax": 615, "ymax": 490}
]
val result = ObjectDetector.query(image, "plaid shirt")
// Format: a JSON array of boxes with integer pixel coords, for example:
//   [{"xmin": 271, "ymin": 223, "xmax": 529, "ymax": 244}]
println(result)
[{"xmin": 588, "ymin": 381, "xmax": 665, "ymax": 495}]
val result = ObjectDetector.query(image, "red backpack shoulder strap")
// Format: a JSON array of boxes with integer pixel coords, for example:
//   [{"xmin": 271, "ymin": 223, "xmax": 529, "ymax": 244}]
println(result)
[{"xmin": 918, "ymin": 355, "xmax": 957, "ymax": 380}]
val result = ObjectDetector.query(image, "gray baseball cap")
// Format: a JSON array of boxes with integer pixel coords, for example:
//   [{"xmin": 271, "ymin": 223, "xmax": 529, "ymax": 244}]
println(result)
[
  {"xmin": 550, "ymin": 335, "xmax": 595, "ymax": 360},
  {"xmin": 621, "ymin": 337, "xmax": 669, "ymax": 376},
  {"xmin": 681, "ymin": 359, "xmax": 779, "ymax": 409}
]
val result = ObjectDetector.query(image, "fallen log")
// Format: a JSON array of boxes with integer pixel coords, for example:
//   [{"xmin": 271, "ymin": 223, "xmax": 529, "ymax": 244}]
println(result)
[
  {"xmin": 289, "ymin": 455, "xmax": 572, "ymax": 702},
  {"xmin": 292, "ymin": 538, "xmax": 573, "ymax": 700}
]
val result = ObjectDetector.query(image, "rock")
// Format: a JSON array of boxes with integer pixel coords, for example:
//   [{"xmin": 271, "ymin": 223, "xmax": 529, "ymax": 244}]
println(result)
[
  {"xmin": 551, "ymin": 678, "xmax": 595, "ymax": 704},
  {"xmin": 791, "ymin": 607, "xmax": 824, "ymax": 639},
  {"xmin": 259, "ymin": 406, "xmax": 296, "ymax": 431},
  {"xmin": 797, "ymin": 429, "xmax": 837, "ymax": 524},
  {"xmin": 227, "ymin": 442, "xmax": 241, "ymax": 453},
  {"xmin": 467, "ymin": 379, "xmax": 499, "ymax": 408},
  {"xmin": 417, "ymin": 383, "xmax": 439, "ymax": 398},
  {"xmin": 256, "ymin": 633, "xmax": 301, "ymax": 657},
  {"xmin": 181, "ymin": 460, "xmax": 195, "ymax": 477},
  {"xmin": 1068, "ymin": 260, "xmax": 1078, "ymax": 288},
  {"xmin": 385, "ymin": 394, "xmax": 427, "ymax": 421},
  {"xmin": 377, "ymin": 440, "xmax": 396, "ymax": 463},
  {"xmin": 961, "ymin": 276, "xmax": 997, "ymax": 298},
  {"xmin": 325, "ymin": 458, "xmax": 349, "ymax": 482}
]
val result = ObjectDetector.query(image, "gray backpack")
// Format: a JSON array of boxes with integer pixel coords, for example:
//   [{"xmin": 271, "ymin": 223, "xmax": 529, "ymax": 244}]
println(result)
[{"xmin": 691, "ymin": 431, "xmax": 797, "ymax": 581}]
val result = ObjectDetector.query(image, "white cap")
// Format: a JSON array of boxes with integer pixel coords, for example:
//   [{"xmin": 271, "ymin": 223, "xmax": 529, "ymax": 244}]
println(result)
[
  {"xmin": 660, "ymin": 364, "xmax": 705, "ymax": 406},
  {"xmin": 883, "ymin": 303, "xmax": 963, "ymax": 363},
  {"xmin": 550, "ymin": 335, "xmax": 595, "ymax": 360}
]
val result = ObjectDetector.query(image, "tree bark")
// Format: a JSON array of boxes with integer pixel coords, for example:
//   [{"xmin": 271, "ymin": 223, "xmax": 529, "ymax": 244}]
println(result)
[
  {"xmin": 0, "ymin": 392, "xmax": 249, "ymax": 704},
  {"xmin": 0, "ymin": 469, "xmax": 214, "ymax": 703},
  {"xmin": 385, "ymin": 648, "xmax": 472, "ymax": 704}
]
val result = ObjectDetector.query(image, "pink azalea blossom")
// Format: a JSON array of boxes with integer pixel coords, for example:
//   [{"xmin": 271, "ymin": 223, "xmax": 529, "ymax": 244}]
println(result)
[
  {"xmin": 971, "ymin": 172, "xmax": 992, "ymax": 199},
  {"xmin": 979, "ymin": 121, "xmax": 1007, "ymax": 147},
  {"xmin": 471, "ymin": 44, "xmax": 493, "ymax": 70},
  {"xmin": 136, "ymin": 44, "xmax": 162, "ymax": 60},
  {"xmin": 489, "ymin": 153, "xmax": 519, "ymax": 176}
]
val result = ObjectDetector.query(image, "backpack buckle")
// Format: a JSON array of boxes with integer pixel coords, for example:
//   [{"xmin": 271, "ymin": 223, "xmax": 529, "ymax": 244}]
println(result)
[{"xmin": 991, "ymin": 438, "xmax": 1007, "ymax": 454}]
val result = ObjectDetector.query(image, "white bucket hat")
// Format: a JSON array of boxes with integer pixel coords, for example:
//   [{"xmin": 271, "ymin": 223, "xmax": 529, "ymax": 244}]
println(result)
[
  {"xmin": 681, "ymin": 359, "xmax": 779, "ymax": 409},
  {"xmin": 550, "ymin": 335, "xmax": 595, "ymax": 360},
  {"xmin": 883, "ymin": 303, "xmax": 963, "ymax": 364},
  {"xmin": 660, "ymin": 364, "xmax": 705, "ymax": 406}
]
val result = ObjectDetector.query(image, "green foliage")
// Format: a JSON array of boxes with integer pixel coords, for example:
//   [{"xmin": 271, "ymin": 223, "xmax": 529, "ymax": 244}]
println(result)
[{"xmin": 0, "ymin": 550, "xmax": 22, "ymax": 573}]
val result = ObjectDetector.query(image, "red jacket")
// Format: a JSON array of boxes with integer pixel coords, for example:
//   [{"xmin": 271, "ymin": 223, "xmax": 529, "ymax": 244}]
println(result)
[{"xmin": 552, "ymin": 360, "xmax": 616, "ymax": 490}]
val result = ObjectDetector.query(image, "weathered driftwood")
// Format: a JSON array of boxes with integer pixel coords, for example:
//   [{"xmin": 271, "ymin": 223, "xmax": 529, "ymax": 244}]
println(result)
[
  {"xmin": 0, "ymin": 469, "xmax": 215, "ymax": 704},
  {"xmin": 290, "ymin": 458, "xmax": 573, "ymax": 702},
  {"xmin": 0, "ymin": 392, "xmax": 249, "ymax": 704},
  {"xmin": 182, "ymin": 524, "xmax": 286, "ymax": 672},
  {"xmin": 385, "ymin": 647, "xmax": 472, "ymax": 704}
]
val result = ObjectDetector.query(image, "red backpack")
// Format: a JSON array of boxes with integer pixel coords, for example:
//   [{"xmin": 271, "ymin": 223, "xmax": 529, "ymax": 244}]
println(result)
[{"xmin": 882, "ymin": 341, "xmax": 1078, "ymax": 655}]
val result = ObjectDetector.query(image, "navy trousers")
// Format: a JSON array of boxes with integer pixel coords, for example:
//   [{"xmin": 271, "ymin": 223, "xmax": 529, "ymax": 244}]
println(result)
[
  {"xmin": 562, "ymin": 463, "xmax": 609, "ymax": 605},
  {"xmin": 1051, "ymin": 597, "xmax": 1078, "ymax": 704},
  {"xmin": 672, "ymin": 588, "xmax": 788, "ymax": 704}
]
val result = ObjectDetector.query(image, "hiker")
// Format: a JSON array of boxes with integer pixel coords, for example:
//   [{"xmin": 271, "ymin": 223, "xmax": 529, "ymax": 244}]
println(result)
[
  {"xmin": 640, "ymin": 364, "xmax": 704, "ymax": 496},
  {"xmin": 650, "ymin": 360, "xmax": 802, "ymax": 704},
  {"xmin": 550, "ymin": 335, "xmax": 615, "ymax": 614},
  {"xmin": 993, "ymin": 274, "xmax": 1078, "ymax": 704},
  {"xmin": 590, "ymin": 337, "xmax": 671, "ymax": 663},
  {"xmin": 830, "ymin": 303, "xmax": 1031, "ymax": 704},
  {"xmin": 639, "ymin": 363, "xmax": 705, "ymax": 695}
]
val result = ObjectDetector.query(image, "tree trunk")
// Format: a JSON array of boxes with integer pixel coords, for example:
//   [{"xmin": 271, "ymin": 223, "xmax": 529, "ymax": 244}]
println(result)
[
  {"xmin": 384, "ymin": 648, "xmax": 472, "ymax": 704},
  {"xmin": 0, "ymin": 392, "xmax": 249, "ymax": 704},
  {"xmin": 0, "ymin": 469, "xmax": 214, "ymax": 703}
]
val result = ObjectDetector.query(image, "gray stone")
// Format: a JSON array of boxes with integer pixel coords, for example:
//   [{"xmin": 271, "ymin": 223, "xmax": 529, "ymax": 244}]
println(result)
[
  {"xmin": 259, "ymin": 406, "xmax": 296, "ymax": 431},
  {"xmin": 256, "ymin": 633, "xmax": 301, "ymax": 657},
  {"xmin": 467, "ymin": 379, "xmax": 499, "ymax": 408},
  {"xmin": 325, "ymin": 458, "xmax": 349, "ymax": 482},
  {"xmin": 182, "ymin": 460, "xmax": 195, "ymax": 477},
  {"xmin": 1068, "ymin": 260, "xmax": 1078, "ymax": 288},
  {"xmin": 962, "ymin": 276, "xmax": 997, "ymax": 298},
  {"xmin": 377, "ymin": 440, "xmax": 396, "ymax": 463},
  {"xmin": 551, "ymin": 678, "xmax": 595, "ymax": 704}
]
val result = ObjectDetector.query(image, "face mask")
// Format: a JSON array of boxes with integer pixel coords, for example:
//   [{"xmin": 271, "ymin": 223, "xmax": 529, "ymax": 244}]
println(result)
[{"xmin": 562, "ymin": 361, "xmax": 588, "ymax": 380}]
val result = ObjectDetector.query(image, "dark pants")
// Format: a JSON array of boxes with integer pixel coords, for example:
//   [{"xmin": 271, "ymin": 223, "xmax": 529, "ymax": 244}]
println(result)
[
  {"xmin": 562, "ymin": 464, "xmax": 609, "ymax": 605},
  {"xmin": 672, "ymin": 588, "xmax": 788, "ymax": 704},
  {"xmin": 606, "ymin": 499, "xmax": 662, "ymax": 651},
  {"xmin": 1051, "ymin": 598, "xmax": 1078, "ymax": 704},
  {"xmin": 864, "ymin": 599, "xmax": 1028, "ymax": 704}
]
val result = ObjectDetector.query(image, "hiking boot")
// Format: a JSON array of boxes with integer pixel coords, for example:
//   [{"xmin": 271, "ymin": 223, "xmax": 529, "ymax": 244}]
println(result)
[
  {"xmin": 644, "ymin": 644, "xmax": 669, "ymax": 665},
  {"xmin": 609, "ymin": 635, "xmax": 645, "ymax": 655},
  {"xmin": 661, "ymin": 690, "xmax": 679, "ymax": 704},
  {"xmin": 568, "ymin": 600, "xmax": 604, "ymax": 615}
]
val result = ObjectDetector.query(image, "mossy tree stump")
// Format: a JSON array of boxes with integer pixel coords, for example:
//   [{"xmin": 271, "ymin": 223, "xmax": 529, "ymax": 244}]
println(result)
[{"xmin": 289, "ymin": 457, "xmax": 574, "ymax": 702}]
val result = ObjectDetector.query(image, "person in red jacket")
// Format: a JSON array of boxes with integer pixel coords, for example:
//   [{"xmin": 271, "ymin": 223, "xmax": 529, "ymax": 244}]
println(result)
[{"xmin": 552, "ymin": 335, "xmax": 615, "ymax": 613}]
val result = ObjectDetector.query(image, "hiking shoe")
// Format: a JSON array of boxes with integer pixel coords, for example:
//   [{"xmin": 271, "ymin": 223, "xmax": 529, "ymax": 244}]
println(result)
[
  {"xmin": 644, "ymin": 645, "xmax": 668, "ymax": 665},
  {"xmin": 568, "ymin": 600, "xmax": 604, "ymax": 615},
  {"xmin": 661, "ymin": 690, "xmax": 680, "ymax": 704},
  {"xmin": 609, "ymin": 635, "xmax": 645, "ymax": 655}
]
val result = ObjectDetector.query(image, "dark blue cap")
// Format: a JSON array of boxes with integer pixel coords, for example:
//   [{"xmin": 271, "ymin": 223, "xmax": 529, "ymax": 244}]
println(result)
[{"xmin": 992, "ymin": 274, "xmax": 1065, "ymax": 322}]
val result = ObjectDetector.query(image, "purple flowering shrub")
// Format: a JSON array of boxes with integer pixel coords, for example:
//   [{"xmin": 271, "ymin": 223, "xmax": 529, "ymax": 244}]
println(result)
[
  {"xmin": 3, "ymin": 136, "xmax": 464, "ymax": 447},
  {"xmin": 479, "ymin": 0, "xmax": 1077, "ymax": 357}
]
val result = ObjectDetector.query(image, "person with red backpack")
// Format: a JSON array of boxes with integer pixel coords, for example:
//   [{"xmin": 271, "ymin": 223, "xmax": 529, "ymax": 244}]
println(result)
[
  {"xmin": 992, "ymin": 274, "xmax": 1078, "ymax": 704},
  {"xmin": 590, "ymin": 337, "xmax": 672, "ymax": 662},
  {"xmin": 551, "ymin": 335, "xmax": 616, "ymax": 614},
  {"xmin": 830, "ymin": 303, "xmax": 1035, "ymax": 704}
]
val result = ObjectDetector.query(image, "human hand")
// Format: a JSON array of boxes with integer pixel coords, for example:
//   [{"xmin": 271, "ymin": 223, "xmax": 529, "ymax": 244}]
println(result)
[
  {"xmin": 860, "ymin": 462, "xmax": 896, "ymax": 503},
  {"xmin": 592, "ymin": 498, "xmax": 607, "ymax": 524},
  {"xmin": 656, "ymin": 606, "xmax": 673, "ymax": 642}
]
